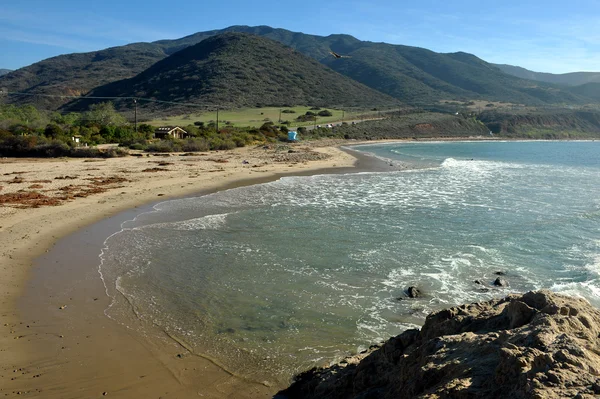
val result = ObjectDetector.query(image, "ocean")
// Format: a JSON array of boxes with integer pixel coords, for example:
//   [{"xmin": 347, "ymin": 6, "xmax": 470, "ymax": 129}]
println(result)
[{"xmin": 99, "ymin": 140, "xmax": 600, "ymax": 385}]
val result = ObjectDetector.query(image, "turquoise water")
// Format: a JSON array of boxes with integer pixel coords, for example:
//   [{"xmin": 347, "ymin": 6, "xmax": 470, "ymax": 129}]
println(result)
[{"xmin": 99, "ymin": 141, "xmax": 600, "ymax": 385}]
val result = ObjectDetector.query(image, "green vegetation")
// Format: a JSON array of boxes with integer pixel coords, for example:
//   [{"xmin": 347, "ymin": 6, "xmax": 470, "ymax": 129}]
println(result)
[
  {"xmin": 145, "ymin": 106, "xmax": 384, "ymax": 128},
  {"xmin": 3, "ymin": 100, "xmax": 600, "ymax": 158},
  {"xmin": 0, "ymin": 102, "xmax": 315, "ymax": 157},
  {"xmin": 479, "ymin": 109, "xmax": 600, "ymax": 138}
]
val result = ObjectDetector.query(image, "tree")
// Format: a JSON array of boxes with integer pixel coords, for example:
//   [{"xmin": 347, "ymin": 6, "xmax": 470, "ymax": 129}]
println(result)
[
  {"xmin": 84, "ymin": 102, "xmax": 126, "ymax": 126},
  {"xmin": 44, "ymin": 123, "xmax": 63, "ymax": 139}
]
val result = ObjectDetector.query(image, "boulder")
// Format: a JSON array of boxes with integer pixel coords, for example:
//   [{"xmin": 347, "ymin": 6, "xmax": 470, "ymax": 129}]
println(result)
[
  {"xmin": 493, "ymin": 277, "xmax": 509, "ymax": 287},
  {"xmin": 277, "ymin": 291, "xmax": 600, "ymax": 399},
  {"xmin": 407, "ymin": 286, "xmax": 421, "ymax": 298}
]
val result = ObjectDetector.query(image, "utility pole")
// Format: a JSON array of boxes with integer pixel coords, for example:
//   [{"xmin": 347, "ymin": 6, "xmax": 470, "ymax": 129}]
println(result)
[
  {"xmin": 342, "ymin": 110, "xmax": 345, "ymax": 123},
  {"xmin": 314, "ymin": 116, "xmax": 317, "ymax": 130},
  {"xmin": 134, "ymin": 99, "xmax": 137, "ymax": 133},
  {"xmin": 216, "ymin": 107, "xmax": 219, "ymax": 133},
  {"xmin": 278, "ymin": 108, "xmax": 282, "ymax": 123}
]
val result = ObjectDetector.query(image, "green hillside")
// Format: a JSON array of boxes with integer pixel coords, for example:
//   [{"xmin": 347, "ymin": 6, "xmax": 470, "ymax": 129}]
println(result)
[
  {"xmin": 66, "ymin": 33, "xmax": 399, "ymax": 113},
  {"xmin": 0, "ymin": 43, "xmax": 168, "ymax": 109},
  {"xmin": 493, "ymin": 64, "xmax": 600, "ymax": 87},
  {"xmin": 567, "ymin": 82, "xmax": 600, "ymax": 102}
]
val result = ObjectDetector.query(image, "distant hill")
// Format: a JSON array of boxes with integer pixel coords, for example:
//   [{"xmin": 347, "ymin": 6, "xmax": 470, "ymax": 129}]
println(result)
[
  {"xmin": 66, "ymin": 33, "xmax": 399, "ymax": 113},
  {"xmin": 493, "ymin": 64, "xmax": 600, "ymax": 86},
  {"xmin": 566, "ymin": 82, "xmax": 600, "ymax": 102},
  {"xmin": 1, "ymin": 25, "xmax": 597, "ymax": 111},
  {"xmin": 0, "ymin": 69, "xmax": 11, "ymax": 77}
]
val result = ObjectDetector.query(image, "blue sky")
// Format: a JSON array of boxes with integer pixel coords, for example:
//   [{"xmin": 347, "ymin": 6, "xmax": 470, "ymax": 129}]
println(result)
[{"xmin": 1, "ymin": 0, "xmax": 599, "ymax": 73}]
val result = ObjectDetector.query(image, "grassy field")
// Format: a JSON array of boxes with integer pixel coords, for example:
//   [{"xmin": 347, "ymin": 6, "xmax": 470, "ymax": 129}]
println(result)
[{"xmin": 144, "ymin": 106, "xmax": 397, "ymax": 129}]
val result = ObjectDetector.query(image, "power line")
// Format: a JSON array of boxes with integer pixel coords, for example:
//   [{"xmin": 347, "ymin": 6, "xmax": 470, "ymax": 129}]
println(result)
[{"xmin": 0, "ymin": 90, "xmax": 222, "ymax": 109}]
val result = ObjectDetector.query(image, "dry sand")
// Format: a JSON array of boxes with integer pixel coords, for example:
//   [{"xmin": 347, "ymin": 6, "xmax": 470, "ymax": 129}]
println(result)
[{"xmin": 0, "ymin": 141, "xmax": 358, "ymax": 398}]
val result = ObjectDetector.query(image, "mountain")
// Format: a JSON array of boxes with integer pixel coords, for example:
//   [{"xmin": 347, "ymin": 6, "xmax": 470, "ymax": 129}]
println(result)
[
  {"xmin": 0, "ymin": 43, "xmax": 168, "ymax": 109},
  {"xmin": 157, "ymin": 26, "xmax": 591, "ymax": 106},
  {"xmin": 1, "ymin": 25, "xmax": 597, "ymax": 111},
  {"xmin": 66, "ymin": 33, "xmax": 399, "ymax": 113},
  {"xmin": 0, "ymin": 69, "xmax": 11, "ymax": 77},
  {"xmin": 494, "ymin": 64, "xmax": 600, "ymax": 86}
]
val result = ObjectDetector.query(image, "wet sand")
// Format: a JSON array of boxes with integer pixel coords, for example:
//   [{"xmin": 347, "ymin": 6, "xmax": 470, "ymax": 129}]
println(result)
[{"xmin": 0, "ymin": 142, "xmax": 375, "ymax": 398}]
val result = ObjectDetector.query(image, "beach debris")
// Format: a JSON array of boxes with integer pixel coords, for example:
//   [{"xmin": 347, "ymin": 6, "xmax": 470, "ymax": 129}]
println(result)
[
  {"xmin": 142, "ymin": 167, "xmax": 168, "ymax": 172},
  {"xmin": 102, "ymin": 392, "xmax": 108, "ymax": 396},
  {"xmin": 59, "ymin": 305, "xmax": 67, "ymax": 309},
  {"xmin": 493, "ymin": 277, "xmax": 509, "ymax": 287}
]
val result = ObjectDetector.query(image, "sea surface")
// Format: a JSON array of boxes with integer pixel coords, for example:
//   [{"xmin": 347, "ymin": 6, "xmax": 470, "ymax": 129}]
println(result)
[{"xmin": 99, "ymin": 140, "xmax": 600, "ymax": 385}]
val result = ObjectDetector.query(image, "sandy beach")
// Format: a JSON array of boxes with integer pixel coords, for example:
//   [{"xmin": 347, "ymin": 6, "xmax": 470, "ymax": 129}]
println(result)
[{"xmin": 0, "ymin": 141, "xmax": 358, "ymax": 398}]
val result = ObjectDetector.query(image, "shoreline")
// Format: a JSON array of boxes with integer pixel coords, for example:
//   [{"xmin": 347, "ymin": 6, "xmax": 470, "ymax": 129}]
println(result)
[
  {"xmin": 3, "ymin": 136, "xmax": 584, "ymax": 397},
  {"xmin": 0, "ymin": 142, "xmax": 375, "ymax": 398}
]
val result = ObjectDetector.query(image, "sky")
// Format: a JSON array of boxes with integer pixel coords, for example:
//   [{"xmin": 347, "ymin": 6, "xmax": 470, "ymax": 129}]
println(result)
[{"xmin": 1, "ymin": 0, "xmax": 599, "ymax": 74}]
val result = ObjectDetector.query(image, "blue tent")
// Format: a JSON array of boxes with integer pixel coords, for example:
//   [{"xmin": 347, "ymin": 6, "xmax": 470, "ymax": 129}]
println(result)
[{"xmin": 288, "ymin": 131, "xmax": 298, "ymax": 141}]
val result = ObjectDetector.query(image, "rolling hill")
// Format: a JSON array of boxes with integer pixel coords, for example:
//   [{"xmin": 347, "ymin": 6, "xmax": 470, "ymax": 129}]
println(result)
[
  {"xmin": 66, "ymin": 33, "xmax": 400, "ymax": 113},
  {"xmin": 493, "ymin": 64, "xmax": 600, "ymax": 86},
  {"xmin": 1, "ymin": 25, "xmax": 597, "ymax": 111},
  {"xmin": 0, "ymin": 69, "xmax": 11, "ymax": 77}
]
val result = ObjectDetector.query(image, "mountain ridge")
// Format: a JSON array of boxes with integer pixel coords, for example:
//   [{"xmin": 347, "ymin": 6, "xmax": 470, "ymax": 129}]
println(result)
[{"xmin": 1, "ymin": 25, "xmax": 598, "ymax": 111}]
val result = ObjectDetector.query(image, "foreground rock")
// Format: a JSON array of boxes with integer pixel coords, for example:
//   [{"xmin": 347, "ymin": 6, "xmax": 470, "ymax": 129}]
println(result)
[{"xmin": 277, "ymin": 291, "xmax": 600, "ymax": 399}]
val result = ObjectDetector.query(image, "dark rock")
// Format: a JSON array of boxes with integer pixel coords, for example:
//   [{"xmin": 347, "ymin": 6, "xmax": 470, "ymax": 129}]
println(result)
[
  {"xmin": 474, "ymin": 280, "xmax": 483, "ymax": 285},
  {"xmin": 493, "ymin": 277, "xmax": 509, "ymax": 287},
  {"xmin": 407, "ymin": 286, "xmax": 421, "ymax": 298},
  {"xmin": 278, "ymin": 291, "xmax": 600, "ymax": 399},
  {"xmin": 494, "ymin": 271, "xmax": 506, "ymax": 276}
]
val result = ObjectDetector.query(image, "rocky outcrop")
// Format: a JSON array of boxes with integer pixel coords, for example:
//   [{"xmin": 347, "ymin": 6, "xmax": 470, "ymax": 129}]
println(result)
[{"xmin": 277, "ymin": 291, "xmax": 600, "ymax": 399}]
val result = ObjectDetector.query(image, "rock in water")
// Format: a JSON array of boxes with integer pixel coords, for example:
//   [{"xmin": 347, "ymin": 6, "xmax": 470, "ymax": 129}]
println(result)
[
  {"xmin": 407, "ymin": 286, "xmax": 421, "ymax": 298},
  {"xmin": 277, "ymin": 291, "xmax": 600, "ymax": 399},
  {"xmin": 493, "ymin": 277, "xmax": 508, "ymax": 287}
]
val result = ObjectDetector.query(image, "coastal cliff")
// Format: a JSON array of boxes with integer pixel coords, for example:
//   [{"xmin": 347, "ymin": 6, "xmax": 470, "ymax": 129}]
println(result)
[{"xmin": 277, "ymin": 291, "xmax": 600, "ymax": 399}]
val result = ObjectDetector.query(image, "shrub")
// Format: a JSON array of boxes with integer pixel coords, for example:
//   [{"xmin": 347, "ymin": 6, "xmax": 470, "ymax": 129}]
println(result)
[
  {"xmin": 182, "ymin": 138, "xmax": 210, "ymax": 152},
  {"xmin": 209, "ymin": 138, "xmax": 236, "ymax": 150},
  {"xmin": 282, "ymin": 109, "xmax": 296, "ymax": 114},
  {"xmin": 318, "ymin": 110, "xmax": 332, "ymax": 117},
  {"xmin": 146, "ymin": 140, "xmax": 181, "ymax": 153},
  {"xmin": 128, "ymin": 143, "xmax": 146, "ymax": 150}
]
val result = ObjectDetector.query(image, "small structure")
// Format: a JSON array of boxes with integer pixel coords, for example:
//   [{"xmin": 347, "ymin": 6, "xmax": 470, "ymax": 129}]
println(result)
[
  {"xmin": 71, "ymin": 135, "xmax": 82, "ymax": 144},
  {"xmin": 287, "ymin": 131, "xmax": 298, "ymax": 141},
  {"xmin": 154, "ymin": 126, "xmax": 189, "ymax": 139}
]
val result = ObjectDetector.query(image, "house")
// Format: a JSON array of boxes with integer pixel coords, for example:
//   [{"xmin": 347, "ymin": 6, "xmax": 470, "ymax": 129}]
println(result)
[{"xmin": 154, "ymin": 126, "xmax": 189, "ymax": 139}]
